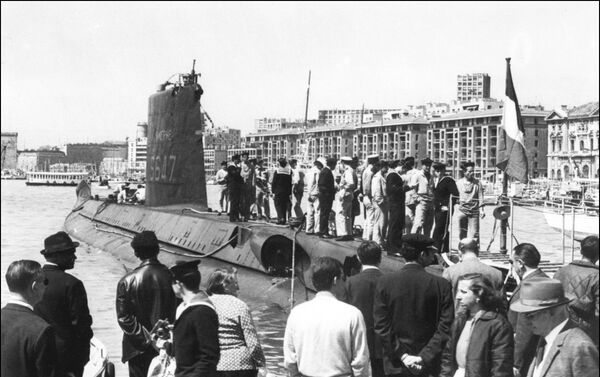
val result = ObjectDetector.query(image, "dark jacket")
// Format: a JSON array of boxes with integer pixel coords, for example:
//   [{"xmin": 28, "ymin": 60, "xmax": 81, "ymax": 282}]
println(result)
[
  {"xmin": 173, "ymin": 304, "xmax": 220, "ymax": 377},
  {"xmin": 374, "ymin": 263, "xmax": 454, "ymax": 375},
  {"xmin": 226, "ymin": 166, "xmax": 244, "ymax": 193},
  {"xmin": 317, "ymin": 166, "xmax": 335, "ymax": 198},
  {"xmin": 1, "ymin": 304, "xmax": 58, "ymax": 377},
  {"xmin": 34, "ymin": 264, "xmax": 93, "ymax": 374},
  {"xmin": 272, "ymin": 166, "xmax": 292, "ymax": 196},
  {"xmin": 116, "ymin": 258, "xmax": 177, "ymax": 362},
  {"xmin": 553, "ymin": 260, "xmax": 599, "ymax": 345},
  {"xmin": 433, "ymin": 176, "xmax": 459, "ymax": 211},
  {"xmin": 385, "ymin": 171, "xmax": 405, "ymax": 207},
  {"xmin": 338, "ymin": 268, "xmax": 384, "ymax": 360},
  {"xmin": 440, "ymin": 310, "xmax": 514, "ymax": 377},
  {"xmin": 507, "ymin": 268, "xmax": 548, "ymax": 374}
]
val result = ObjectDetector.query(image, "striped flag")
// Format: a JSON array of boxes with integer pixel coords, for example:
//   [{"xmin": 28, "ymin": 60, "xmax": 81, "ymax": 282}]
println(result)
[{"xmin": 497, "ymin": 58, "xmax": 529, "ymax": 183}]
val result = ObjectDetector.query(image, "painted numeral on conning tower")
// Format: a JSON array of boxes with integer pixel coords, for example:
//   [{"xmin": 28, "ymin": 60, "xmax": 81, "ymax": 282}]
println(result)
[{"xmin": 148, "ymin": 155, "xmax": 177, "ymax": 183}]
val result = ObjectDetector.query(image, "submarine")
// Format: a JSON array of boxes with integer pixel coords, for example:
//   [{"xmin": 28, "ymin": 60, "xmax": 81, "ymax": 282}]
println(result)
[{"xmin": 64, "ymin": 65, "xmax": 409, "ymax": 307}]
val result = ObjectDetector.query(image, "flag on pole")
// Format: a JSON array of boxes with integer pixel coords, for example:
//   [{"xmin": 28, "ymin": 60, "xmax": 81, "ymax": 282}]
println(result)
[{"xmin": 496, "ymin": 58, "xmax": 529, "ymax": 183}]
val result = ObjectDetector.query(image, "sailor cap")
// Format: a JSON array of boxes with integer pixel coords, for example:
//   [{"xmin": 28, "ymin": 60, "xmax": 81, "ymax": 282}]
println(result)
[
  {"xmin": 316, "ymin": 157, "xmax": 327, "ymax": 167},
  {"xmin": 341, "ymin": 156, "xmax": 353, "ymax": 163}
]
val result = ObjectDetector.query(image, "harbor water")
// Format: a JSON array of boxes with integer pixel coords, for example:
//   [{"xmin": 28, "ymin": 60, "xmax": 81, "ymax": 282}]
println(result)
[{"xmin": 1, "ymin": 179, "xmax": 581, "ymax": 376}]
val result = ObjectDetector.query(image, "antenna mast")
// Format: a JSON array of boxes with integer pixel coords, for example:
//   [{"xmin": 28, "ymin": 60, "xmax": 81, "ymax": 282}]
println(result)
[{"xmin": 303, "ymin": 70, "xmax": 311, "ymax": 148}]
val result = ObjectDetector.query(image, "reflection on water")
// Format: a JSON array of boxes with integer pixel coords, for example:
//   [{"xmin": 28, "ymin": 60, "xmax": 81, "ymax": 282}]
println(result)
[{"xmin": 1, "ymin": 180, "xmax": 288, "ymax": 376}]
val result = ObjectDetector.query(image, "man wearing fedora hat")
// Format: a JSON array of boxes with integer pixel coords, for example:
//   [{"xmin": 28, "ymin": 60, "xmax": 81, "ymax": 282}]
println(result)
[
  {"xmin": 116, "ymin": 230, "xmax": 177, "ymax": 377},
  {"xmin": 510, "ymin": 278, "xmax": 598, "ymax": 377},
  {"xmin": 34, "ymin": 231, "xmax": 93, "ymax": 377}
]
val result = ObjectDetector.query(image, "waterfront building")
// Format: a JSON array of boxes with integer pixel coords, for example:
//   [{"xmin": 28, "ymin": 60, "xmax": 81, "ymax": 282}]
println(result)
[
  {"xmin": 204, "ymin": 149, "xmax": 227, "ymax": 177},
  {"xmin": 127, "ymin": 122, "xmax": 148, "ymax": 178},
  {"xmin": 244, "ymin": 116, "xmax": 430, "ymax": 163},
  {"xmin": 1, "ymin": 132, "xmax": 18, "ymax": 170},
  {"xmin": 100, "ymin": 157, "xmax": 128, "ymax": 177},
  {"xmin": 204, "ymin": 128, "xmax": 241, "ymax": 150},
  {"xmin": 17, "ymin": 149, "xmax": 67, "ymax": 172},
  {"xmin": 66, "ymin": 141, "xmax": 128, "ymax": 175},
  {"xmin": 427, "ymin": 108, "xmax": 550, "ymax": 181},
  {"xmin": 49, "ymin": 163, "xmax": 95, "ymax": 173},
  {"xmin": 255, "ymin": 118, "xmax": 288, "ymax": 133},
  {"xmin": 226, "ymin": 148, "xmax": 263, "ymax": 162},
  {"xmin": 457, "ymin": 73, "xmax": 491, "ymax": 102},
  {"xmin": 318, "ymin": 108, "xmax": 404, "ymax": 125},
  {"xmin": 449, "ymin": 98, "xmax": 503, "ymax": 114},
  {"xmin": 546, "ymin": 102, "xmax": 599, "ymax": 180}
]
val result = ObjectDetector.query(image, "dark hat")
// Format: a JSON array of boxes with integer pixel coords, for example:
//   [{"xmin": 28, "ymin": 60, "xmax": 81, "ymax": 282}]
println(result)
[
  {"xmin": 169, "ymin": 260, "xmax": 201, "ymax": 281},
  {"xmin": 432, "ymin": 162, "xmax": 446, "ymax": 171},
  {"xmin": 509, "ymin": 278, "xmax": 571, "ymax": 313},
  {"xmin": 420, "ymin": 157, "xmax": 433, "ymax": 165},
  {"xmin": 326, "ymin": 157, "xmax": 337, "ymax": 167},
  {"xmin": 404, "ymin": 156, "xmax": 415, "ymax": 163},
  {"xmin": 232, "ymin": 154, "xmax": 240, "ymax": 160},
  {"xmin": 41, "ymin": 231, "xmax": 79, "ymax": 256},
  {"xmin": 131, "ymin": 230, "xmax": 159, "ymax": 250},
  {"xmin": 402, "ymin": 233, "xmax": 435, "ymax": 251},
  {"xmin": 241, "ymin": 151, "xmax": 249, "ymax": 157}
]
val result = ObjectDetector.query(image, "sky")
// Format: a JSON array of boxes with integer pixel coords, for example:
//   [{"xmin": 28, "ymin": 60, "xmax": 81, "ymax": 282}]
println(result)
[{"xmin": 1, "ymin": 1, "xmax": 598, "ymax": 150}]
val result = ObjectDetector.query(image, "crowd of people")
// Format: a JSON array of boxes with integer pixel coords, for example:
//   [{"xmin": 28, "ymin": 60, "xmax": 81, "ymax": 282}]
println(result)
[
  {"xmin": 215, "ymin": 153, "xmax": 486, "ymax": 251},
  {"xmin": 2, "ymin": 227, "xmax": 598, "ymax": 377}
]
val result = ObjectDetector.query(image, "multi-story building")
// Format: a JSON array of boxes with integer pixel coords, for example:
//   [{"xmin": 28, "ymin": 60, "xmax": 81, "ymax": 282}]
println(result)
[
  {"xmin": 318, "ymin": 108, "xmax": 404, "ymax": 125},
  {"xmin": 457, "ymin": 73, "xmax": 491, "ymax": 102},
  {"xmin": 225, "ymin": 148, "xmax": 263, "ymax": 162},
  {"xmin": 546, "ymin": 102, "xmax": 599, "ymax": 180},
  {"xmin": 204, "ymin": 149, "xmax": 228, "ymax": 177},
  {"xmin": 245, "ymin": 116, "xmax": 430, "ymax": 163},
  {"xmin": 17, "ymin": 149, "xmax": 67, "ymax": 172},
  {"xmin": 255, "ymin": 118, "xmax": 288, "ymax": 133},
  {"xmin": 204, "ymin": 128, "xmax": 241, "ymax": 150},
  {"xmin": 100, "ymin": 157, "xmax": 128, "ymax": 176},
  {"xmin": 1, "ymin": 132, "xmax": 18, "ymax": 170},
  {"xmin": 65, "ymin": 141, "xmax": 128, "ymax": 174},
  {"xmin": 449, "ymin": 98, "xmax": 503, "ymax": 113},
  {"xmin": 427, "ymin": 108, "xmax": 549, "ymax": 180},
  {"xmin": 127, "ymin": 122, "xmax": 148, "ymax": 177}
]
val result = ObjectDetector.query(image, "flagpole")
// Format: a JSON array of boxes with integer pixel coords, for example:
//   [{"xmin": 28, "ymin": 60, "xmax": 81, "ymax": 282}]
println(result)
[{"xmin": 500, "ymin": 171, "xmax": 508, "ymax": 254}]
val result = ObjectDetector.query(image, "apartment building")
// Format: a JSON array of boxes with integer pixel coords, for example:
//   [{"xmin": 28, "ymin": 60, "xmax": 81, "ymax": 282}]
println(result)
[
  {"xmin": 457, "ymin": 73, "xmax": 491, "ymax": 102},
  {"xmin": 427, "ymin": 108, "xmax": 549, "ymax": 180}
]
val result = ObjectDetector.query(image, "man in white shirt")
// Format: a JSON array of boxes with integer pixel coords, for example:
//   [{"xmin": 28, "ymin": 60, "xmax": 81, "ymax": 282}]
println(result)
[
  {"xmin": 305, "ymin": 158, "xmax": 324, "ymax": 235},
  {"xmin": 284, "ymin": 257, "xmax": 371, "ymax": 377},
  {"xmin": 215, "ymin": 161, "xmax": 229, "ymax": 215},
  {"xmin": 410, "ymin": 157, "xmax": 435, "ymax": 236},
  {"xmin": 362, "ymin": 155, "xmax": 379, "ymax": 241},
  {"xmin": 371, "ymin": 161, "xmax": 388, "ymax": 248},
  {"xmin": 510, "ymin": 278, "xmax": 598, "ymax": 377},
  {"xmin": 336, "ymin": 156, "xmax": 357, "ymax": 241}
]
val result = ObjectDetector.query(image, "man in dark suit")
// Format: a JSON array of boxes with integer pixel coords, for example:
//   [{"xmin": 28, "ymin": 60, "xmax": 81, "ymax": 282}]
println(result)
[
  {"xmin": 116, "ymin": 231, "xmax": 177, "ymax": 377},
  {"xmin": 386, "ymin": 160, "xmax": 406, "ymax": 255},
  {"xmin": 35, "ymin": 231, "xmax": 94, "ymax": 377},
  {"xmin": 507, "ymin": 243, "xmax": 549, "ymax": 377},
  {"xmin": 317, "ymin": 157, "xmax": 336, "ymax": 238},
  {"xmin": 374, "ymin": 234, "xmax": 454, "ymax": 377},
  {"xmin": 338, "ymin": 241, "xmax": 385, "ymax": 377},
  {"xmin": 2, "ymin": 260, "xmax": 57, "ymax": 377},
  {"xmin": 510, "ymin": 278, "xmax": 599, "ymax": 377}
]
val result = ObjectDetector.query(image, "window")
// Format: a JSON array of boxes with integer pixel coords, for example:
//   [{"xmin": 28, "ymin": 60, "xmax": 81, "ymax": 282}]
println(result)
[
  {"xmin": 580, "ymin": 140, "xmax": 585, "ymax": 151},
  {"xmin": 534, "ymin": 140, "xmax": 539, "ymax": 147},
  {"xmin": 570, "ymin": 140, "xmax": 575, "ymax": 151}
]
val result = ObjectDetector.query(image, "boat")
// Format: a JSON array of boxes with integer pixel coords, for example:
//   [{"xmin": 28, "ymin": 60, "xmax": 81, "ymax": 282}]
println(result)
[
  {"xmin": 26, "ymin": 171, "xmax": 90, "ymax": 186},
  {"xmin": 64, "ymin": 63, "xmax": 419, "ymax": 307},
  {"xmin": 1, "ymin": 169, "xmax": 26, "ymax": 180},
  {"xmin": 542, "ymin": 205, "xmax": 599, "ymax": 241}
]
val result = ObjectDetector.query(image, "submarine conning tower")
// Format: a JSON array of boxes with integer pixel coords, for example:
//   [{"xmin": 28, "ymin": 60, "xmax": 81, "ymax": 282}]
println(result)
[{"xmin": 146, "ymin": 68, "xmax": 207, "ymax": 209}]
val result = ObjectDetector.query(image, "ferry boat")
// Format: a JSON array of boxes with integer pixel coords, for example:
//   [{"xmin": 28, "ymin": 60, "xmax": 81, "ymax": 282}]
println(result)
[{"xmin": 26, "ymin": 171, "xmax": 89, "ymax": 186}]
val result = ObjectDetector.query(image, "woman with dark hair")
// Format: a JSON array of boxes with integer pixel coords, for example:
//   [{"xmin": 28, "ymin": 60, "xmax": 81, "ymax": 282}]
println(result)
[
  {"xmin": 206, "ymin": 268, "xmax": 265, "ymax": 377},
  {"xmin": 441, "ymin": 273, "xmax": 513, "ymax": 377}
]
